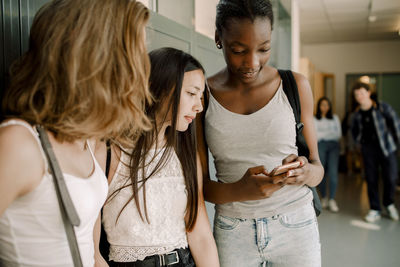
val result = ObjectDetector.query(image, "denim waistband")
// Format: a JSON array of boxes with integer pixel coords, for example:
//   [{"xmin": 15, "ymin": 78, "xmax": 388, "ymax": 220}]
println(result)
[{"xmin": 216, "ymin": 187, "xmax": 313, "ymax": 219}]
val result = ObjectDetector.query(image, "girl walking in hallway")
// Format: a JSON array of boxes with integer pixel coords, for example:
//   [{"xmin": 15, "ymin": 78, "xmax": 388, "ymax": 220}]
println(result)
[{"xmin": 314, "ymin": 97, "xmax": 342, "ymax": 212}]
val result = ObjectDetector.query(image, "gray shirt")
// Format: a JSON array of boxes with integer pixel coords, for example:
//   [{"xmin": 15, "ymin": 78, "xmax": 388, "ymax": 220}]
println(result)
[{"xmin": 205, "ymin": 82, "xmax": 312, "ymax": 219}]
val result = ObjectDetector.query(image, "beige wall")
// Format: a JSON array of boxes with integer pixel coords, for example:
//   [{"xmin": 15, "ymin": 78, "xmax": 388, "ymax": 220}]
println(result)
[
  {"xmin": 301, "ymin": 40, "xmax": 400, "ymax": 119},
  {"xmin": 291, "ymin": 0, "xmax": 300, "ymax": 72},
  {"xmin": 195, "ymin": 0, "xmax": 218, "ymax": 39}
]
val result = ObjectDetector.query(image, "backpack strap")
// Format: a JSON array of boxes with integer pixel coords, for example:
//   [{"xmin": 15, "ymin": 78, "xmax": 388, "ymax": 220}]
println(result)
[
  {"xmin": 278, "ymin": 70, "xmax": 300, "ymax": 121},
  {"xmin": 99, "ymin": 140, "xmax": 111, "ymax": 263},
  {"xmin": 277, "ymin": 69, "xmax": 321, "ymax": 217},
  {"xmin": 278, "ymin": 70, "xmax": 304, "ymax": 134},
  {"xmin": 105, "ymin": 140, "xmax": 111, "ymax": 178},
  {"xmin": 278, "ymin": 69, "xmax": 309, "ymax": 156},
  {"xmin": 201, "ymin": 85, "xmax": 210, "ymax": 145}
]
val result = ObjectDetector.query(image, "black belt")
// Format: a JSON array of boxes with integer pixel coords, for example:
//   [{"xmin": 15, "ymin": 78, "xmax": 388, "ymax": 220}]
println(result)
[
  {"xmin": 111, "ymin": 247, "xmax": 193, "ymax": 267},
  {"xmin": 159, "ymin": 250, "xmax": 179, "ymax": 266}
]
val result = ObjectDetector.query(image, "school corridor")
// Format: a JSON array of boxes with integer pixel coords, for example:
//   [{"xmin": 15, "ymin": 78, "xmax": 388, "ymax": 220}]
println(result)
[{"xmin": 319, "ymin": 173, "xmax": 400, "ymax": 267}]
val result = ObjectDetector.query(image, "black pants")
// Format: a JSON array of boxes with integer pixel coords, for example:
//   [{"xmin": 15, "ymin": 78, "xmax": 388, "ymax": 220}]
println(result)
[
  {"xmin": 361, "ymin": 143, "xmax": 398, "ymax": 211},
  {"xmin": 110, "ymin": 248, "xmax": 195, "ymax": 267}
]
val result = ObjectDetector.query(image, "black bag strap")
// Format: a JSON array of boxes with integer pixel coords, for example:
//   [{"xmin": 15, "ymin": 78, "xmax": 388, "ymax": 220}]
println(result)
[
  {"xmin": 278, "ymin": 70, "xmax": 304, "ymax": 135},
  {"xmin": 99, "ymin": 140, "xmax": 111, "ymax": 262},
  {"xmin": 278, "ymin": 69, "xmax": 310, "ymax": 157},
  {"xmin": 201, "ymin": 86, "xmax": 210, "ymax": 143},
  {"xmin": 36, "ymin": 125, "xmax": 83, "ymax": 267},
  {"xmin": 277, "ymin": 69, "xmax": 322, "ymax": 216},
  {"xmin": 105, "ymin": 140, "xmax": 112, "ymax": 178}
]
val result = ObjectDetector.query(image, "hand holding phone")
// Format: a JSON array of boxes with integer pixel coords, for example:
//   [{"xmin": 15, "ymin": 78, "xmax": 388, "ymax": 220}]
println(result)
[{"xmin": 269, "ymin": 161, "xmax": 301, "ymax": 177}]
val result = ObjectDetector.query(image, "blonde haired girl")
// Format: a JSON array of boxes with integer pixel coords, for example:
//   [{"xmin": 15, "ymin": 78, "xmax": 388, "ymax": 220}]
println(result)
[{"xmin": 0, "ymin": 0, "xmax": 151, "ymax": 266}]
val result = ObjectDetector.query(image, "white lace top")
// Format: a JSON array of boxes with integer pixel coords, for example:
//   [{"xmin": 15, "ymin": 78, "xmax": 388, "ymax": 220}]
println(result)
[{"xmin": 102, "ymin": 148, "xmax": 188, "ymax": 262}]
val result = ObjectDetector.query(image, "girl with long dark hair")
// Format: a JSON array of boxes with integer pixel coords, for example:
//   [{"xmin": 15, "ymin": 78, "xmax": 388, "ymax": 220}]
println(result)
[
  {"xmin": 314, "ymin": 97, "xmax": 342, "ymax": 212},
  {"xmin": 97, "ymin": 48, "xmax": 219, "ymax": 267}
]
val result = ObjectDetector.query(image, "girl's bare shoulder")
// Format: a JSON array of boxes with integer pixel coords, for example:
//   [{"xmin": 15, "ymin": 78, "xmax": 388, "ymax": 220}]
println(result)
[{"xmin": 0, "ymin": 119, "xmax": 45, "ymax": 194}]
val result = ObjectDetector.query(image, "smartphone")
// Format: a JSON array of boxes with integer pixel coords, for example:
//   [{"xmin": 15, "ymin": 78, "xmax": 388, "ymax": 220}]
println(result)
[{"xmin": 269, "ymin": 161, "xmax": 301, "ymax": 176}]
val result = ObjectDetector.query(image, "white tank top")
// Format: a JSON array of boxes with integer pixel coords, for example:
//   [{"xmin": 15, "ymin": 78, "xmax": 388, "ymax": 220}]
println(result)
[
  {"xmin": 205, "ymin": 82, "xmax": 312, "ymax": 219},
  {"xmin": 103, "ymin": 148, "xmax": 188, "ymax": 262},
  {"xmin": 0, "ymin": 120, "xmax": 108, "ymax": 267}
]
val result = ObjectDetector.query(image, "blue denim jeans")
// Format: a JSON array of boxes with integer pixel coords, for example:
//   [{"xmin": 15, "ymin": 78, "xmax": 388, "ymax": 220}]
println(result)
[
  {"xmin": 317, "ymin": 140, "xmax": 340, "ymax": 199},
  {"xmin": 213, "ymin": 202, "xmax": 321, "ymax": 267}
]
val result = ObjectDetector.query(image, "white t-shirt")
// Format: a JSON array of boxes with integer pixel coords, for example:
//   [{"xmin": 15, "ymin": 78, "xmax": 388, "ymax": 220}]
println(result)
[{"xmin": 314, "ymin": 115, "xmax": 342, "ymax": 142}]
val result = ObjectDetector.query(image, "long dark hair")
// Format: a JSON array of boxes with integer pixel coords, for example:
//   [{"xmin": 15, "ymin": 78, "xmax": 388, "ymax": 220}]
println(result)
[
  {"xmin": 316, "ymin": 96, "xmax": 333, "ymax": 120},
  {"xmin": 109, "ymin": 47, "xmax": 205, "ymax": 231},
  {"xmin": 216, "ymin": 0, "xmax": 274, "ymax": 36}
]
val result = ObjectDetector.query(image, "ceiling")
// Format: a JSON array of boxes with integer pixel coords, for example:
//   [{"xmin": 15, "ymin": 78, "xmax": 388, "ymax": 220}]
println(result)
[{"xmin": 296, "ymin": 0, "xmax": 400, "ymax": 44}]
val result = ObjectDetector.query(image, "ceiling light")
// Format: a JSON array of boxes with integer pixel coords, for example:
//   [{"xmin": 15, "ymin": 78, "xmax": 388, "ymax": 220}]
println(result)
[{"xmin": 368, "ymin": 15, "xmax": 377, "ymax": 22}]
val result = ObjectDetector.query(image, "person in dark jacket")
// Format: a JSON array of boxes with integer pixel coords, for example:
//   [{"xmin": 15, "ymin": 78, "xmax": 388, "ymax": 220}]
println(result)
[{"xmin": 351, "ymin": 82, "xmax": 400, "ymax": 223}]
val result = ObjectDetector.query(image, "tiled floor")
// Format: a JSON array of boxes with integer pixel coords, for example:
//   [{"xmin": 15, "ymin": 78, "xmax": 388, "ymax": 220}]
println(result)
[{"xmin": 318, "ymin": 172, "xmax": 400, "ymax": 267}]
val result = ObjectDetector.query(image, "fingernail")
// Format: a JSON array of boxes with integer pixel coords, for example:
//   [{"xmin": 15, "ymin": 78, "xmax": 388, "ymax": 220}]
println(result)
[{"xmin": 287, "ymin": 171, "xmax": 292, "ymax": 176}]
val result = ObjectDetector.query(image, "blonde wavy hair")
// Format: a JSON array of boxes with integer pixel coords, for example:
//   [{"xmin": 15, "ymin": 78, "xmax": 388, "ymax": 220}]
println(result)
[{"xmin": 2, "ymin": 0, "xmax": 152, "ymax": 145}]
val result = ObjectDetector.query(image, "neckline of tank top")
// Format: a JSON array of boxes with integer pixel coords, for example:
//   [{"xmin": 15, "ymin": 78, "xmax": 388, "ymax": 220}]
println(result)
[
  {"xmin": 1, "ymin": 119, "xmax": 101, "ymax": 181},
  {"xmin": 47, "ymin": 140, "xmax": 102, "ymax": 181},
  {"xmin": 208, "ymin": 79, "xmax": 283, "ymax": 117},
  {"xmin": 52, "ymin": 160, "xmax": 100, "ymax": 181}
]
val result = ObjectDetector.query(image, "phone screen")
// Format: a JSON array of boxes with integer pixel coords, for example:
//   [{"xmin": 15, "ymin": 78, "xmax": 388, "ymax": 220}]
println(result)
[{"xmin": 270, "ymin": 161, "xmax": 300, "ymax": 176}]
